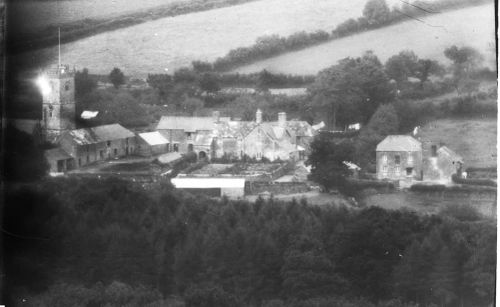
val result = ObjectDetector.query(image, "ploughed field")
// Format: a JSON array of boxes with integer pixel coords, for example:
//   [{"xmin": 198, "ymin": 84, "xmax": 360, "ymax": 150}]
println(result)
[
  {"xmin": 232, "ymin": 4, "xmax": 496, "ymax": 74},
  {"xmin": 12, "ymin": 0, "xmax": 407, "ymax": 77},
  {"xmin": 417, "ymin": 118, "xmax": 497, "ymax": 168}
]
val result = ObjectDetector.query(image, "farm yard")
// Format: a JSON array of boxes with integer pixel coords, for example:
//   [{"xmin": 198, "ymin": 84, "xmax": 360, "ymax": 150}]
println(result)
[
  {"xmin": 12, "ymin": 0, "xmax": 418, "ymax": 77},
  {"xmin": 232, "ymin": 3, "xmax": 495, "ymax": 75},
  {"xmin": 417, "ymin": 118, "xmax": 497, "ymax": 168}
]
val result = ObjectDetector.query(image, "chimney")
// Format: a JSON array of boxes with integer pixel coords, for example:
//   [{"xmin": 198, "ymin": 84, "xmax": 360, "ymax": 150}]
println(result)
[
  {"xmin": 212, "ymin": 111, "xmax": 220, "ymax": 123},
  {"xmin": 256, "ymin": 109, "xmax": 262, "ymax": 124},
  {"xmin": 278, "ymin": 112, "xmax": 286, "ymax": 127}
]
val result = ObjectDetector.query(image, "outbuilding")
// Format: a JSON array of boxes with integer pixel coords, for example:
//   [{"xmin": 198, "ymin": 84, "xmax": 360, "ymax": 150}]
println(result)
[{"xmin": 137, "ymin": 131, "xmax": 169, "ymax": 156}]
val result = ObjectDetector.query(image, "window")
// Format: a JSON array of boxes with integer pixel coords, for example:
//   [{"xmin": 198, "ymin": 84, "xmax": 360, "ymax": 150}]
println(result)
[
  {"xmin": 406, "ymin": 167, "xmax": 413, "ymax": 176},
  {"xmin": 407, "ymin": 154, "xmax": 413, "ymax": 165},
  {"xmin": 78, "ymin": 158, "xmax": 81, "ymax": 167},
  {"xmin": 187, "ymin": 132, "xmax": 192, "ymax": 140},
  {"xmin": 86, "ymin": 155, "xmax": 90, "ymax": 163},
  {"xmin": 49, "ymin": 109, "xmax": 53, "ymax": 117},
  {"xmin": 107, "ymin": 141, "xmax": 111, "ymax": 147},
  {"xmin": 382, "ymin": 165, "xmax": 388, "ymax": 177},
  {"xmin": 114, "ymin": 148, "xmax": 118, "ymax": 156},
  {"xmin": 395, "ymin": 155, "xmax": 400, "ymax": 164},
  {"xmin": 173, "ymin": 144, "xmax": 179, "ymax": 152},
  {"xmin": 100, "ymin": 150, "xmax": 104, "ymax": 159},
  {"xmin": 166, "ymin": 144, "xmax": 170, "ymax": 152},
  {"xmin": 395, "ymin": 166, "xmax": 401, "ymax": 175},
  {"xmin": 65, "ymin": 81, "xmax": 70, "ymax": 91},
  {"xmin": 382, "ymin": 155, "xmax": 388, "ymax": 163}
]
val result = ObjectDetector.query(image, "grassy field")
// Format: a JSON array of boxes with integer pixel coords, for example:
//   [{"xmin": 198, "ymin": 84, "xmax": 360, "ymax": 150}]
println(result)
[
  {"xmin": 12, "ymin": 0, "xmax": 407, "ymax": 77},
  {"xmin": 9, "ymin": 0, "xmax": 193, "ymax": 34},
  {"xmin": 232, "ymin": 4, "xmax": 495, "ymax": 74},
  {"xmin": 417, "ymin": 118, "xmax": 497, "ymax": 168}
]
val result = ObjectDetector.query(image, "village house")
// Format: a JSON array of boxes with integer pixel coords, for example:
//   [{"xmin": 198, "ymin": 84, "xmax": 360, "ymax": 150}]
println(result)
[
  {"xmin": 376, "ymin": 135, "xmax": 423, "ymax": 181},
  {"xmin": 44, "ymin": 147, "xmax": 75, "ymax": 173},
  {"xmin": 57, "ymin": 123, "xmax": 136, "ymax": 168},
  {"xmin": 157, "ymin": 109, "xmax": 316, "ymax": 162}
]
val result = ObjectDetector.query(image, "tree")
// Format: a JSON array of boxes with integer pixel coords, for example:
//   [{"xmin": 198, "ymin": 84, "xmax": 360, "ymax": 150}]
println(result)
[
  {"xmin": 430, "ymin": 247, "xmax": 458, "ymax": 306},
  {"xmin": 363, "ymin": 0, "xmax": 391, "ymax": 26},
  {"xmin": 180, "ymin": 96, "xmax": 204, "ymax": 115},
  {"xmin": 75, "ymin": 68, "xmax": 97, "ymax": 98},
  {"xmin": 108, "ymin": 67, "xmax": 125, "ymax": 89},
  {"xmin": 306, "ymin": 134, "xmax": 356, "ymax": 190},
  {"xmin": 385, "ymin": 50, "xmax": 419, "ymax": 83},
  {"xmin": 309, "ymin": 51, "xmax": 394, "ymax": 129},
  {"xmin": 444, "ymin": 46, "xmax": 483, "ymax": 95},
  {"xmin": 415, "ymin": 59, "xmax": 445, "ymax": 87},
  {"xmin": 281, "ymin": 235, "xmax": 346, "ymax": 299},
  {"xmin": 356, "ymin": 104, "xmax": 399, "ymax": 167},
  {"xmin": 198, "ymin": 73, "xmax": 220, "ymax": 93}
]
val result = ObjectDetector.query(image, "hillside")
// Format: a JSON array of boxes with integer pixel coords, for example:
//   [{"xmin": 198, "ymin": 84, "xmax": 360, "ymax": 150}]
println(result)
[
  {"xmin": 11, "ymin": 0, "xmax": 409, "ymax": 77},
  {"xmin": 232, "ymin": 3, "xmax": 495, "ymax": 74}
]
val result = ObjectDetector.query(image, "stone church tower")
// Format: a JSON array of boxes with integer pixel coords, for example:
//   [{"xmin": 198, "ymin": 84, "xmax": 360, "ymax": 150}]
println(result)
[{"xmin": 40, "ymin": 65, "xmax": 76, "ymax": 141}]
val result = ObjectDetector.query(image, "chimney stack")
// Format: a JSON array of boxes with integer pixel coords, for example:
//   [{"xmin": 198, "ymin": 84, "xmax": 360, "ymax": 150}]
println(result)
[
  {"xmin": 212, "ymin": 110, "xmax": 220, "ymax": 123},
  {"xmin": 256, "ymin": 109, "xmax": 262, "ymax": 124},
  {"xmin": 278, "ymin": 112, "xmax": 286, "ymax": 127}
]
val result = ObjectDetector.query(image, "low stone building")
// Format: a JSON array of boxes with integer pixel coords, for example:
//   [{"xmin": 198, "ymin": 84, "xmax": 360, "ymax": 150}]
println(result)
[
  {"xmin": 376, "ymin": 135, "xmax": 423, "ymax": 181},
  {"xmin": 58, "ymin": 123, "xmax": 136, "ymax": 168},
  {"xmin": 45, "ymin": 147, "xmax": 75, "ymax": 173},
  {"xmin": 137, "ymin": 131, "xmax": 169, "ymax": 157},
  {"xmin": 171, "ymin": 176, "xmax": 245, "ymax": 198}
]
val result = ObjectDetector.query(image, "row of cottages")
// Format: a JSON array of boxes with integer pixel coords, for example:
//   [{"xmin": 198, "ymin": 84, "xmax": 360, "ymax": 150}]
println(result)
[
  {"xmin": 155, "ymin": 110, "xmax": 315, "ymax": 161},
  {"xmin": 376, "ymin": 135, "xmax": 463, "ymax": 184},
  {"xmin": 52, "ymin": 124, "xmax": 136, "ymax": 171}
]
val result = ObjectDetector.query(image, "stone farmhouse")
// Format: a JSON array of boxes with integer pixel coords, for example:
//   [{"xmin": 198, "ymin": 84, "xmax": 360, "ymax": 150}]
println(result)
[
  {"xmin": 376, "ymin": 135, "xmax": 464, "ymax": 184},
  {"xmin": 376, "ymin": 135, "xmax": 423, "ymax": 181},
  {"xmin": 156, "ymin": 109, "xmax": 316, "ymax": 161}
]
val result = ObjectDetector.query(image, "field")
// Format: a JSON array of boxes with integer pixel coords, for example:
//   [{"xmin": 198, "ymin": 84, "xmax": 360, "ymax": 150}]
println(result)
[
  {"xmin": 12, "ymin": 0, "xmax": 408, "ymax": 77},
  {"xmin": 233, "ymin": 4, "xmax": 495, "ymax": 74},
  {"xmin": 9, "ymin": 0, "xmax": 193, "ymax": 34},
  {"xmin": 417, "ymin": 118, "xmax": 497, "ymax": 168}
]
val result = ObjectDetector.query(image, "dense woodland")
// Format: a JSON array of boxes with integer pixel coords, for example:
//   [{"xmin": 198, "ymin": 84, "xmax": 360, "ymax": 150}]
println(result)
[{"xmin": 4, "ymin": 175, "xmax": 496, "ymax": 306}]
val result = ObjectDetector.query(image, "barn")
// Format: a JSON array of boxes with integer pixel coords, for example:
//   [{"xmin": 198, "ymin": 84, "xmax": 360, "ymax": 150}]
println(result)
[{"xmin": 137, "ymin": 131, "xmax": 169, "ymax": 157}]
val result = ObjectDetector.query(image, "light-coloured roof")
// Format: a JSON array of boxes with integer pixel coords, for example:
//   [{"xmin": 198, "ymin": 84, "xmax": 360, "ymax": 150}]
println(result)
[
  {"xmin": 91, "ymin": 124, "xmax": 135, "ymax": 141},
  {"xmin": 171, "ymin": 177, "xmax": 245, "ymax": 188},
  {"xmin": 81, "ymin": 111, "xmax": 99, "ymax": 119},
  {"xmin": 66, "ymin": 128, "xmax": 96, "ymax": 145},
  {"xmin": 376, "ymin": 135, "xmax": 422, "ymax": 152},
  {"xmin": 194, "ymin": 132, "xmax": 214, "ymax": 146},
  {"xmin": 138, "ymin": 131, "xmax": 169, "ymax": 146},
  {"xmin": 45, "ymin": 148, "xmax": 73, "ymax": 161},
  {"xmin": 156, "ymin": 116, "xmax": 230, "ymax": 132}
]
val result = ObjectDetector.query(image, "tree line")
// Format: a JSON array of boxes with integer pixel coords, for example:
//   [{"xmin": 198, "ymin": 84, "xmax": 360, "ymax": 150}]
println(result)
[
  {"xmin": 210, "ymin": 0, "xmax": 490, "ymax": 71},
  {"xmin": 4, "ymin": 176, "xmax": 495, "ymax": 306}
]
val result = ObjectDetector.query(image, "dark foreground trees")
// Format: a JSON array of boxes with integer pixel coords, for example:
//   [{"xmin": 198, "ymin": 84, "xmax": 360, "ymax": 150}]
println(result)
[{"xmin": 3, "ymin": 177, "xmax": 495, "ymax": 306}]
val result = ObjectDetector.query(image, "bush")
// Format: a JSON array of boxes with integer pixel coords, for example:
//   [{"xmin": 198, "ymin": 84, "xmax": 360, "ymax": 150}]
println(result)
[{"xmin": 451, "ymin": 174, "xmax": 496, "ymax": 187}]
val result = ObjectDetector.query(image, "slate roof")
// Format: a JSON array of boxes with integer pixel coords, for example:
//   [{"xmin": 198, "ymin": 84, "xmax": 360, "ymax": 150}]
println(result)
[
  {"xmin": 45, "ymin": 148, "xmax": 73, "ymax": 161},
  {"xmin": 376, "ymin": 135, "xmax": 422, "ymax": 152},
  {"xmin": 156, "ymin": 116, "xmax": 230, "ymax": 133},
  {"xmin": 64, "ymin": 124, "xmax": 135, "ymax": 145},
  {"xmin": 92, "ymin": 124, "xmax": 135, "ymax": 141},
  {"xmin": 138, "ymin": 131, "xmax": 169, "ymax": 146}
]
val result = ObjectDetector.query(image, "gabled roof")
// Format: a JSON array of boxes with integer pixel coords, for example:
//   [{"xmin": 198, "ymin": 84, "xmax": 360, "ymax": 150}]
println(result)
[
  {"xmin": 63, "ymin": 124, "xmax": 135, "ymax": 145},
  {"xmin": 438, "ymin": 146, "xmax": 463, "ymax": 162},
  {"xmin": 138, "ymin": 131, "xmax": 169, "ymax": 146},
  {"xmin": 194, "ymin": 132, "xmax": 214, "ymax": 146},
  {"xmin": 45, "ymin": 148, "xmax": 73, "ymax": 161},
  {"xmin": 91, "ymin": 124, "xmax": 135, "ymax": 141},
  {"xmin": 156, "ymin": 116, "xmax": 230, "ymax": 132},
  {"xmin": 376, "ymin": 135, "xmax": 422, "ymax": 152}
]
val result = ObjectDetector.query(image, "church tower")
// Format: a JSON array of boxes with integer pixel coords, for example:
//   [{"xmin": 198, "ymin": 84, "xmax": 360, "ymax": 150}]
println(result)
[{"xmin": 39, "ymin": 64, "xmax": 76, "ymax": 141}]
